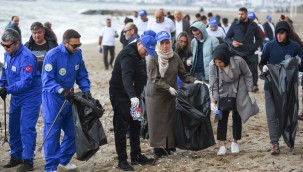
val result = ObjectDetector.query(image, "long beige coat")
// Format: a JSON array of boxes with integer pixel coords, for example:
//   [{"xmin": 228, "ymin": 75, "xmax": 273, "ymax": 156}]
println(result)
[
  {"xmin": 145, "ymin": 52, "xmax": 195, "ymax": 148},
  {"xmin": 209, "ymin": 56, "xmax": 259, "ymax": 123}
]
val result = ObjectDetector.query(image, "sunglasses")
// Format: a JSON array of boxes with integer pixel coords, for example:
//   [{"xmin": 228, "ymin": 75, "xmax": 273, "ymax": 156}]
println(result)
[
  {"xmin": 123, "ymin": 29, "xmax": 132, "ymax": 33},
  {"xmin": 1, "ymin": 42, "xmax": 15, "ymax": 48},
  {"xmin": 67, "ymin": 42, "xmax": 82, "ymax": 49}
]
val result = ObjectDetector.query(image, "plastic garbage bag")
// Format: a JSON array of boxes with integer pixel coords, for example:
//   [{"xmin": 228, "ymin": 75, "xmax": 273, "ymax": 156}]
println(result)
[
  {"xmin": 72, "ymin": 92, "xmax": 107, "ymax": 161},
  {"xmin": 174, "ymin": 83, "xmax": 215, "ymax": 151},
  {"xmin": 261, "ymin": 57, "xmax": 298, "ymax": 148}
]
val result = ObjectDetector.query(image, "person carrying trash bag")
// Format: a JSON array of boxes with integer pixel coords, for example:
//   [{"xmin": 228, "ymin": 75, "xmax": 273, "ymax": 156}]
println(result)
[
  {"xmin": 72, "ymin": 92, "xmax": 107, "ymax": 161},
  {"xmin": 145, "ymin": 31, "xmax": 204, "ymax": 160},
  {"xmin": 41, "ymin": 29, "xmax": 90, "ymax": 172},
  {"xmin": 0, "ymin": 29, "xmax": 42, "ymax": 172},
  {"xmin": 259, "ymin": 21, "xmax": 303, "ymax": 155},
  {"xmin": 209, "ymin": 43, "xmax": 259, "ymax": 156}
]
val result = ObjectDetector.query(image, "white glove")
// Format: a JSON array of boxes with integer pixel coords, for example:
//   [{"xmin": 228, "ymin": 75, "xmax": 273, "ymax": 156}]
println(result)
[
  {"xmin": 211, "ymin": 102, "xmax": 218, "ymax": 112},
  {"xmin": 262, "ymin": 65, "xmax": 269, "ymax": 73},
  {"xmin": 248, "ymin": 92, "xmax": 256, "ymax": 104},
  {"xmin": 168, "ymin": 87, "xmax": 178, "ymax": 96},
  {"xmin": 194, "ymin": 80, "xmax": 204, "ymax": 85},
  {"xmin": 130, "ymin": 97, "xmax": 140, "ymax": 108},
  {"xmin": 186, "ymin": 59, "xmax": 192, "ymax": 66},
  {"xmin": 296, "ymin": 56, "xmax": 301, "ymax": 64}
]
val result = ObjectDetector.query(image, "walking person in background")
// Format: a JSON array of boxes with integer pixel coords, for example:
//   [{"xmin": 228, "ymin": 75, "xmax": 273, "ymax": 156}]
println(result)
[
  {"xmin": 175, "ymin": 31, "xmax": 192, "ymax": 72},
  {"xmin": 145, "ymin": 31, "xmax": 203, "ymax": 160},
  {"xmin": 42, "ymin": 29, "xmax": 90, "ymax": 172},
  {"xmin": 173, "ymin": 10, "xmax": 191, "ymax": 40},
  {"xmin": 186, "ymin": 21, "xmax": 219, "ymax": 82},
  {"xmin": 225, "ymin": 7, "xmax": 262, "ymax": 92},
  {"xmin": 5, "ymin": 16, "xmax": 22, "ymax": 41},
  {"xmin": 0, "ymin": 29, "xmax": 42, "ymax": 171},
  {"xmin": 259, "ymin": 21, "xmax": 303, "ymax": 154},
  {"xmin": 109, "ymin": 35, "xmax": 157, "ymax": 171},
  {"xmin": 146, "ymin": 9, "xmax": 175, "ymax": 38},
  {"xmin": 25, "ymin": 22, "xmax": 58, "ymax": 73},
  {"xmin": 98, "ymin": 18, "xmax": 119, "ymax": 70},
  {"xmin": 263, "ymin": 15, "xmax": 275, "ymax": 43},
  {"xmin": 206, "ymin": 17, "xmax": 226, "ymax": 43},
  {"xmin": 209, "ymin": 43, "xmax": 258, "ymax": 156},
  {"xmin": 222, "ymin": 18, "xmax": 230, "ymax": 34},
  {"xmin": 134, "ymin": 10, "xmax": 149, "ymax": 37}
]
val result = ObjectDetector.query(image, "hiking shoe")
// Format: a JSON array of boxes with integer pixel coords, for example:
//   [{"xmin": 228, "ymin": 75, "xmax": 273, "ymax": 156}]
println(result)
[
  {"xmin": 131, "ymin": 154, "xmax": 154, "ymax": 165},
  {"xmin": 3, "ymin": 157, "xmax": 22, "ymax": 168},
  {"xmin": 271, "ymin": 144, "xmax": 280, "ymax": 155},
  {"xmin": 58, "ymin": 163, "xmax": 77, "ymax": 171},
  {"xmin": 118, "ymin": 160, "xmax": 134, "ymax": 171},
  {"xmin": 231, "ymin": 142, "xmax": 240, "ymax": 153},
  {"xmin": 217, "ymin": 146, "xmax": 227, "ymax": 156},
  {"xmin": 16, "ymin": 160, "xmax": 34, "ymax": 172}
]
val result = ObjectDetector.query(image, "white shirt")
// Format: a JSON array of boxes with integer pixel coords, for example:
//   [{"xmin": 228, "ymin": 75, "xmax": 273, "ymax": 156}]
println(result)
[
  {"xmin": 100, "ymin": 26, "xmax": 117, "ymax": 46},
  {"xmin": 175, "ymin": 20, "xmax": 183, "ymax": 39},
  {"xmin": 134, "ymin": 19, "xmax": 148, "ymax": 37},
  {"xmin": 206, "ymin": 27, "xmax": 226, "ymax": 40},
  {"xmin": 222, "ymin": 24, "xmax": 230, "ymax": 34},
  {"xmin": 146, "ymin": 17, "xmax": 175, "ymax": 35}
]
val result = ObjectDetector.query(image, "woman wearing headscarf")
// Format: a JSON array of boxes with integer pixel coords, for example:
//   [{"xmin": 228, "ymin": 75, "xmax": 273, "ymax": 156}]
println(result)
[
  {"xmin": 209, "ymin": 43, "xmax": 259, "ymax": 156},
  {"xmin": 145, "ymin": 31, "xmax": 203, "ymax": 159},
  {"xmin": 175, "ymin": 31, "xmax": 192, "ymax": 72}
]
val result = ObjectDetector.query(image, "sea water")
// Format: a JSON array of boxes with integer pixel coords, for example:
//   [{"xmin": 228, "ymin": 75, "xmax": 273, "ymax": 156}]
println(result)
[{"xmin": 0, "ymin": 0, "xmax": 201, "ymax": 63}]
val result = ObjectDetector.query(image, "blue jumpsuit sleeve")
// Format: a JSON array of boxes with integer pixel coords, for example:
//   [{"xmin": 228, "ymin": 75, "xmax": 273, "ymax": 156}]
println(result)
[
  {"xmin": 6, "ymin": 56, "xmax": 37, "ymax": 94},
  {"xmin": 76, "ymin": 60, "xmax": 90, "ymax": 92},
  {"xmin": 42, "ymin": 54, "xmax": 62, "ymax": 93},
  {"xmin": 0, "ymin": 65, "xmax": 7, "ymax": 87}
]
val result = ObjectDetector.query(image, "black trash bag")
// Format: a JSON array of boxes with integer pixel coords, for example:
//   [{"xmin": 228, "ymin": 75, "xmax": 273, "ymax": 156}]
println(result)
[
  {"xmin": 140, "ymin": 88, "xmax": 149, "ymax": 139},
  {"xmin": 174, "ymin": 83, "xmax": 215, "ymax": 151},
  {"xmin": 262, "ymin": 57, "xmax": 298, "ymax": 148},
  {"xmin": 72, "ymin": 92, "xmax": 107, "ymax": 161}
]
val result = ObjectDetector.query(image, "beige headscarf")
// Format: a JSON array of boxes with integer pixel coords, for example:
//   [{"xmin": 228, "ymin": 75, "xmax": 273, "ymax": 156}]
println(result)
[{"xmin": 155, "ymin": 42, "xmax": 174, "ymax": 78}]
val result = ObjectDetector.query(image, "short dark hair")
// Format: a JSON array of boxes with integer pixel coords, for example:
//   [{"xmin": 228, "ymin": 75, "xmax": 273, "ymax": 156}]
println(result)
[
  {"xmin": 30, "ymin": 22, "xmax": 45, "ymax": 30},
  {"xmin": 207, "ymin": 12, "xmax": 213, "ymax": 18},
  {"xmin": 222, "ymin": 18, "xmax": 228, "ymax": 24},
  {"xmin": 195, "ymin": 13, "xmax": 201, "ymax": 18},
  {"xmin": 11, "ymin": 16, "xmax": 18, "ymax": 21},
  {"xmin": 63, "ymin": 29, "xmax": 81, "ymax": 42},
  {"xmin": 239, "ymin": 7, "xmax": 248, "ymax": 13},
  {"xmin": 201, "ymin": 15, "xmax": 207, "ymax": 21}
]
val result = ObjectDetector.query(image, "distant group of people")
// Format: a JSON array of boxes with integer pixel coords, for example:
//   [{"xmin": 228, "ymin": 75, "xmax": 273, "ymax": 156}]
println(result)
[{"xmin": 1, "ymin": 5, "xmax": 303, "ymax": 172}]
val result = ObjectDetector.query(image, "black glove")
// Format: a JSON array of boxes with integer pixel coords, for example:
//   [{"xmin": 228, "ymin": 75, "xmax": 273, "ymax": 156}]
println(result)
[
  {"xmin": 0, "ymin": 87, "xmax": 7, "ymax": 100},
  {"xmin": 61, "ymin": 89, "xmax": 74, "ymax": 102}
]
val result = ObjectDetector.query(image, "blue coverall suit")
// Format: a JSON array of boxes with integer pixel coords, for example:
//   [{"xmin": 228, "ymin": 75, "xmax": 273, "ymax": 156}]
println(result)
[
  {"xmin": 41, "ymin": 43, "xmax": 90, "ymax": 171},
  {"xmin": 0, "ymin": 44, "xmax": 42, "ymax": 166}
]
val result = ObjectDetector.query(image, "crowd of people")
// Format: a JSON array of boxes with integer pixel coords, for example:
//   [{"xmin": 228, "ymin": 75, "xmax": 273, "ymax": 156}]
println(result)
[{"xmin": 1, "ymin": 6, "xmax": 303, "ymax": 172}]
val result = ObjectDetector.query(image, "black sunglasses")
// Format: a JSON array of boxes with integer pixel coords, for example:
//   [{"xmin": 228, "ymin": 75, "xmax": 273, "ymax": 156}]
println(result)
[
  {"xmin": 67, "ymin": 42, "xmax": 82, "ymax": 49},
  {"xmin": 1, "ymin": 42, "xmax": 15, "ymax": 48},
  {"xmin": 123, "ymin": 29, "xmax": 132, "ymax": 33}
]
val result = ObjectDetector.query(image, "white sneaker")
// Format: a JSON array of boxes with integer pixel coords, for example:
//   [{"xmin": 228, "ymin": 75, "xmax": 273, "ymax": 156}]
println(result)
[
  {"xmin": 217, "ymin": 146, "xmax": 227, "ymax": 156},
  {"xmin": 58, "ymin": 163, "xmax": 77, "ymax": 170},
  {"xmin": 231, "ymin": 142, "xmax": 240, "ymax": 153}
]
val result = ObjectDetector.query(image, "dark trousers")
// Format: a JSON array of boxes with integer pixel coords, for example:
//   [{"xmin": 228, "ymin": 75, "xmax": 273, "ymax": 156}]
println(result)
[
  {"xmin": 217, "ymin": 110, "xmax": 242, "ymax": 141},
  {"xmin": 247, "ymin": 54, "xmax": 258, "ymax": 86},
  {"xmin": 110, "ymin": 93, "xmax": 141, "ymax": 161},
  {"xmin": 103, "ymin": 45, "xmax": 115, "ymax": 69}
]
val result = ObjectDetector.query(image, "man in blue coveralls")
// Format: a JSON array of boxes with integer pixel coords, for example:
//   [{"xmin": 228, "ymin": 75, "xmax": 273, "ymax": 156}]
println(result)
[
  {"xmin": 41, "ymin": 29, "xmax": 90, "ymax": 172},
  {"xmin": 0, "ymin": 29, "xmax": 42, "ymax": 171}
]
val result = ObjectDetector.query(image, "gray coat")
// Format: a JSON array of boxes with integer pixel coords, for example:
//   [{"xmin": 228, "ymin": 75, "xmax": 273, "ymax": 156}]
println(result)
[
  {"xmin": 209, "ymin": 56, "xmax": 259, "ymax": 123},
  {"xmin": 145, "ymin": 52, "xmax": 195, "ymax": 148}
]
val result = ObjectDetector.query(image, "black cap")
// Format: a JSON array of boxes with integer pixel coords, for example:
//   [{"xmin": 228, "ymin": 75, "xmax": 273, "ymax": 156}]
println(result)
[{"xmin": 30, "ymin": 22, "xmax": 44, "ymax": 30}]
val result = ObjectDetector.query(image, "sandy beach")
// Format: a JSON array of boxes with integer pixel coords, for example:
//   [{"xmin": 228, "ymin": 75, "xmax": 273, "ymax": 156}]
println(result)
[{"xmin": 1, "ymin": 9, "xmax": 303, "ymax": 170}]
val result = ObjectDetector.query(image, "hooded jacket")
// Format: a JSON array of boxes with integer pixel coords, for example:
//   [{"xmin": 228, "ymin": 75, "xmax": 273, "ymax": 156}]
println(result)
[{"xmin": 189, "ymin": 22, "xmax": 219, "ymax": 80}]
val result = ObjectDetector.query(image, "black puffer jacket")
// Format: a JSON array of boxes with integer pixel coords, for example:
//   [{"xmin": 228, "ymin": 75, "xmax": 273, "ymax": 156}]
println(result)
[{"xmin": 109, "ymin": 42, "xmax": 147, "ymax": 99}]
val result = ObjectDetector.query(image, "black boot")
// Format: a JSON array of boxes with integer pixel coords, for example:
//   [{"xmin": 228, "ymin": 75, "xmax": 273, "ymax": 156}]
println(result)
[
  {"xmin": 118, "ymin": 160, "xmax": 134, "ymax": 171},
  {"xmin": 16, "ymin": 160, "xmax": 34, "ymax": 172},
  {"xmin": 3, "ymin": 157, "xmax": 22, "ymax": 168},
  {"xmin": 131, "ymin": 154, "xmax": 154, "ymax": 165}
]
